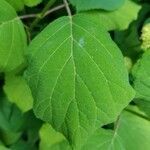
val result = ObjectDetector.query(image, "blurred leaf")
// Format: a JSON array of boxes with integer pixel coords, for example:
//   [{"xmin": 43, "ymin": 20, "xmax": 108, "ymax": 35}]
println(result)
[
  {"xmin": 24, "ymin": 0, "xmax": 42, "ymax": 7},
  {"xmin": 114, "ymin": 4, "xmax": 150, "ymax": 60},
  {"xmin": 39, "ymin": 124, "xmax": 71, "ymax": 150},
  {"xmin": 80, "ymin": 0, "xmax": 141, "ymax": 31},
  {"xmin": 82, "ymin": 106, "xmax": 150, "ymax": 150},
  {"xmin": 10, "ymin": 139, "xmax": 37, "ymax": 150},
  {"xmin": 0, "ymin": 0, "xmax": 27, "ymax": 73},
  {"xmin": 0, "ymin": 92, "xmax": 27, "ymax": 145},
  {"xmin": 132, "ymin": 49, "xmax": 150, "ymax": 116},
  {"xmin": 5, "ymin": 0, "xmax": 24, "ymax": 11},
  {"xmin": 69, "ymin": 0, "xmax": 125, "ymax": 11},
  {"xmin": 4, "ymin": 75, "xmax": 33, "ymax": 112}
]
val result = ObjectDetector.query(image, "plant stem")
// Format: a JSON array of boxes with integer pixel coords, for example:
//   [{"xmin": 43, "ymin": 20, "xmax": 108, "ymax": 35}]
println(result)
[
  {"xmin": 30, "ymin": 0, "xmax": 56, "ymax": 31},
  {"xmin": 63, "ymin": 0, "xmax": 72, "ymax": 16},
  {"xmin": 19, "ymin": 4, "xmax": 65, "ymax": 20},
  {"xmin": 43, "ymin": 4, "xmax": 65, "ymax": 17}
]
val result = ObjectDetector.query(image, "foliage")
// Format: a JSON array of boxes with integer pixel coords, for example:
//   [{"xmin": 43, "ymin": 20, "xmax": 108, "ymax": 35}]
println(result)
[{"xmin": 0, "ymin": 0, "xmax": 150, "ymax": 149}]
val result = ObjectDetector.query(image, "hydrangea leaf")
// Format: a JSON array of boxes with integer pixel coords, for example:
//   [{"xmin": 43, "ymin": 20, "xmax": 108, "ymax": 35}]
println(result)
[
  {"xmin": 39, "ymin": 124, "xmax": 71, "ymax": 150},
  {"xmin": 82, "ymin": 107, "xmax": 150, "ymax": 150},
  {"xmin": 0, "ymin": 0, "xmax": 27, "ymax": 73},
  {"xmin": 4, "ymin": 75, "xmax": 33, "ymax": 112},
  {"xmin": 79, "ymin": 0, "xmax": 141, "ymax": 31},
  {"xmin": 69, "ymin": 0, "xmax": 125, "ymax": 12},
  {"xmin": 25, "ymin": 15, "xmax": 135, "ymax": 148},
  {"xmin": 132, "ymin": 49, "xmax": 150, "ymax": 116}
]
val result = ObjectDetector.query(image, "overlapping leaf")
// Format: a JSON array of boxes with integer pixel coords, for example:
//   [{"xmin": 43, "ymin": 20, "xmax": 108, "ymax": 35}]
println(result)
[
  {"xmin": 82, "ymin": 107, "xmax": 150, "ymax": 150},
  {"xmin": 0, "ymin": 0, "xmax": 27, "ymax": 73},
  {"xmin": 5, "ymin": 0, "xmax": 24, "ymax": 11},
  {"xmin": 6, "ymin": 0, "xmax": 42, "ymax": 10},
  {"xmin": 69, "ymin": 0, "xmax": 125, "ymax": 11},
  {"xmin": 24, "ymin": 0, "xmax": 42, "ymax": 7},
  {"xmin": 4, "ymin": 75, "xmax": 33, "ymax": 112},
  {"xmin": 39, "ymin": 124, "xmax": 71, "ymax": 150},
  {"xmin": 132, "ymin": 49, "xmax": 150, "ymax": 116},
  {"xmin": 79, "ymin": 0, "xmax": 141, "ymax": 31},
  {"xmin": 25, "ymin": 15, "xmax": 134, "ymax": 148}
]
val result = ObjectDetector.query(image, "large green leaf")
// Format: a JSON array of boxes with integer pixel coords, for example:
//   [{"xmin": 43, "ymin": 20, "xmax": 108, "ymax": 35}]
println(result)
[
  {"xmin": 132, "ymin": 49, "xmax": 150, "ymax": 116},
  {"xmin": 0, "ymin": 0, "xmax": 27, "ymax": 73},
  {"xmin": 25, "ymin": 15, "xmax": 134, "ymax": 148},
  {"xmin": 39, "ymin": 124, "xmax": 71, "ymax": 150},
  {"xmin": 4, "ymin": 75, "xmax": 33, "ymax": 112},
  {"xmin": 69, "ymin": 0, "xmax": 125, "ymax": 11},
  {"xmin": 80, "ymin": 0, "xmax": 141, "ymax": 31},
  {"xmin": 82, "ymin": 107, "xmax": 150, "ymax": 150}
]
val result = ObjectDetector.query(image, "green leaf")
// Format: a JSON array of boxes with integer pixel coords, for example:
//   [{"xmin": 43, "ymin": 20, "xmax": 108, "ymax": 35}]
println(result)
[
  {"xmin": 132, "ymin": 49, "xmax": 150, "ymax": 116},
  {"xmin": 5, "ymin": 0, "xmax": 24, "ymax": 11},
  {"xmin": 0, "ymin": 144, "xmax": 10, "ymax": 150},
  {"xmin": 25, "ymin": 15, "xmax": 135, "ymax": 148},
  {"xmin": 24, "ymin": 0, "xmax": 42, "ymax": 7},
  {"xmin": 114, "ymin": 4, "xmax": 149, "ymax": 60},
  {"xmin": 5, "ymin": 0, "xmax": 43, "ymax": 11},
  {"xmin": 82, "ymin": 107, "xmax": 150, "ymax": 150},
  {"xmin": 4, "ymin": 75, "xmax": 33, "ymax": 112},
  {"xmin": 10, "ymin": 139, "xmax": 37, "ymax": 150},
  {"xmin": 39, "ymin": 124, "xmax": 71, "ymax": 150},
  {"xmin": 79, "ymin": 0, "xmax": 141, "ymax": 31},
  {"xmin": 69, "ymin": 0, "xmax": 125, "ymax": 11},
  {"xmin": 0, "ymin": 93, "xmax": 26, "ymax": 145},
  {"xmin": 0, "ymin": 0, "xmax": 27, "ymax": 73}
]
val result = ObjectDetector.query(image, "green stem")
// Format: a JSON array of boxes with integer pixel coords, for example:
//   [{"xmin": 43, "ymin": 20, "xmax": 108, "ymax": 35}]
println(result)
[{"xmin": 30, "ymin": 0, "xmax": 56, "ymax": 31}]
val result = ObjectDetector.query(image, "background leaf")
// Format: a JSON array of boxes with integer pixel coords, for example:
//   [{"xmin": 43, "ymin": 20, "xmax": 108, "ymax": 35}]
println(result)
[
  {"xmin": 24, "ymin": 0, "xmax": 42, "ymax": 7},
  {"xmin": 4, "ymin": 75, "xmax": 33, "ymax": 112},
  {"xmin": 82, "ymin": 106, "xmax": 150, "ymax": 150},
  {"xmin": 132, "ymin": 49, "xmax": 150, "ymax": 116},
  {"xmin": 39, "ymin": 124, "xmax": 71, "ymax": 150},
  {"xmin": 5, "ymin": 0, "xmax": 24, "ymax": 11},
  {"xmin": 0, "ymin": 0, "xmax": 27, "ymax": 73},
  {"xmin": 69, "ymin": 0, "xmax": 125, "ymax": 11},
  {"xmin": 79, "ymin": 0, "xmax": 141, "ymax": 31}
]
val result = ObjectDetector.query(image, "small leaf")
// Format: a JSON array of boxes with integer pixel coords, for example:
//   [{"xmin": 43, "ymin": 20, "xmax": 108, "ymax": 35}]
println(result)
[
  {"xmin": 79, "ymin": 0, "xmax": 141, "ymax": 31},
  {"xmin": 69, "ymin": 0, "xmax": 125, "ymax": 11},
  {"xmin": 0, "ymin": 0, "xmax": 27, "ymax": 73},
  {"xmin": 24, "ymin": 0, "xmax": 42, "ymax": 7},
  {"xmin": 132, "ymin": 49, "xmax": 150, "ymax": 116},
  {"xmin": 39, "ymin": 124, "xmax": 71, "ymax": 150},
  {"xmin": 25, "ymin": 15, "xmax": 134, "ymax": 148},
  {"xmin": 82, "ymin": 107, "xmax": 150, "ymax": 150},
  {"xmin": 4, "ymin": 75, "xmax": 33, "ymax": 112}
]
